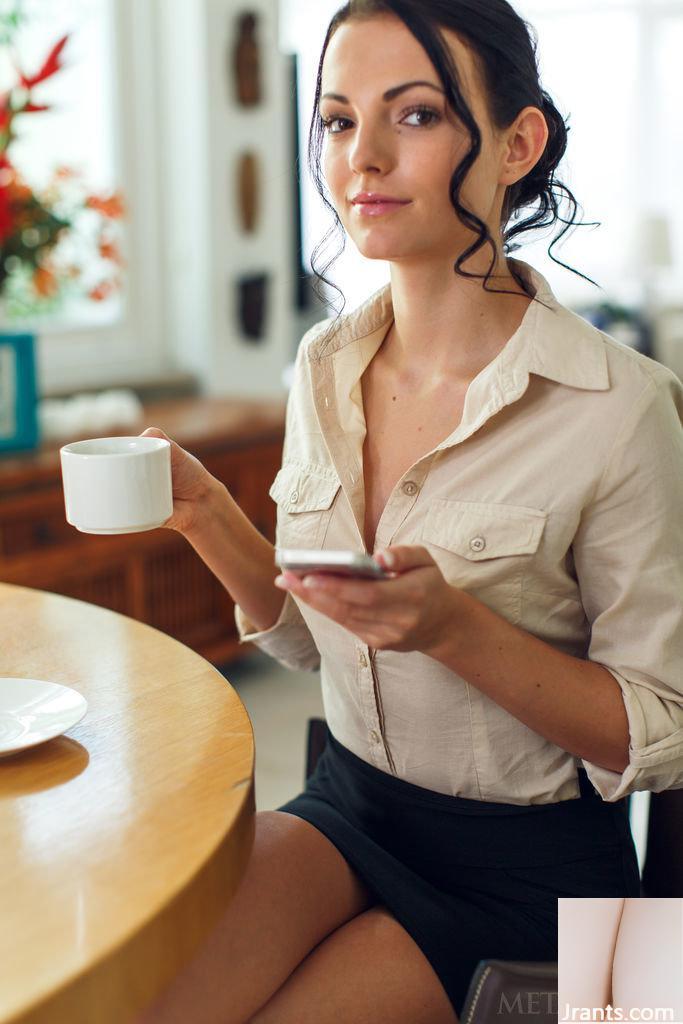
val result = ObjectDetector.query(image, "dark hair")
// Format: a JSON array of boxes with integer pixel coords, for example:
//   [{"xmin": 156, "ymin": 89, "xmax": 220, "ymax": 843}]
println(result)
[{"xmin": 306, "ymin": 0, "xmax": 601, "ymax": 325}]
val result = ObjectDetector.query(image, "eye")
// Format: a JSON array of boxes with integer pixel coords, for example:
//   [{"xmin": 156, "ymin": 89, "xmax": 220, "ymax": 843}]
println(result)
[
  {"xmin": 319, "ymin": 114, "xmax": 351, "ymax": 135},
  {"xmin": 401, "ymin": 105, "xmax": 442, "ymax": 128},
  {"xmin": 319, "ymin": 104, "xmax": 442, "ymax": 135}
]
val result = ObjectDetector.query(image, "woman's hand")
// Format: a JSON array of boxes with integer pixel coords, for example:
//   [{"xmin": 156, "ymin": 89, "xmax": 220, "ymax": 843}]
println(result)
[
  {"xmin": 139, "ymin": 426, "xmax": 220, "ymax": 536},
  {"xmin": 274, "ymin": 545, "xmax": 467, "ymax": 655}
]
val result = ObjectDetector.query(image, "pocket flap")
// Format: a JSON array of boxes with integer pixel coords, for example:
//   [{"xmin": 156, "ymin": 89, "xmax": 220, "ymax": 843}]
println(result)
[
  {"xmin": 422, "ymin": 499, "xmax": 547, "ymax": 560},
  {"xmin": 269, "ymin": 464, "xmax": 341, "ymax": 513}
]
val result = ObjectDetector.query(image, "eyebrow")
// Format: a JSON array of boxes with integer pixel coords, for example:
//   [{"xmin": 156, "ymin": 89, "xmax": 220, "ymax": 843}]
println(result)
[{"xmin": 320, "ymin": 80, "xmax": 445, "ymax": 104}]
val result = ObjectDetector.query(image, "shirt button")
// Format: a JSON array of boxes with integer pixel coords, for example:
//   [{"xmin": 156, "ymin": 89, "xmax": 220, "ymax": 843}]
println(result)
[
  {"xmin": 369, "ymin": 730, "xmax": 380, "ymax": 744},
  {"xmin": 402, "ymin": 480, "xmax": 419, "ymax": 496},
  {"xmin": 469, "ymin": 535, "xmax": 486, "ymax": 552},
  {"xmin": 290, "ymin": 490, "xmax": 299, "ymax": 503},
  {"xmin": 358, "ymin": 650, "xmax": 368, "ymax": 667}
]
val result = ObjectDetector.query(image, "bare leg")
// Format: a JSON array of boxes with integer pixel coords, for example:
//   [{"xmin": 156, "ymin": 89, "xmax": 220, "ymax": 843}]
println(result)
[
  {"xmin": 612, "ymin": 898, "xmax": 683, "ymax": 1017},
  {"xmin": 133, "ymin": 811, "xmax": 378, "ymax": 1024},
  {"xmin": 558, "ymin": 898, "xmax": 625, "ymax": 1019},
  {"xmin": 250, "ymin": 906, "xmax": 459, "ymax": 1024}
]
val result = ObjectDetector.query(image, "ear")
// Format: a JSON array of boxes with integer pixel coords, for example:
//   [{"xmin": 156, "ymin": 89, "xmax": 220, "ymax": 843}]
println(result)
[{"xmin": 500, "ymin": 105, "xmax": 549, "ymax": 186}]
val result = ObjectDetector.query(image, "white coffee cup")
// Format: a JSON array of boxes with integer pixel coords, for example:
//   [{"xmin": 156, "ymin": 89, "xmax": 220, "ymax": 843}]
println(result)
[{"xmin": 60, "ymin": 436, "xmax": 173, "ymax": 534}]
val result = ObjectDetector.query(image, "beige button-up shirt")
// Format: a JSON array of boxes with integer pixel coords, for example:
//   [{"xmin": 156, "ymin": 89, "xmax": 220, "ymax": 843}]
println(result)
[{"xmin": 235, "ymin": 258, "xmax": 683, "ymax": 805}]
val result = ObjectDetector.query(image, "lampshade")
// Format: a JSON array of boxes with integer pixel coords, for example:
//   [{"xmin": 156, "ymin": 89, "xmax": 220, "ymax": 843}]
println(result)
[{"xmin": 638, "ymin": 212, "xmax": 673, "ymax": 269}]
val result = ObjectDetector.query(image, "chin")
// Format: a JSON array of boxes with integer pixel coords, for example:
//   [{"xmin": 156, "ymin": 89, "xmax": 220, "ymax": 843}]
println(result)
[
  {"xmin": 355, "ymin": 245, "xmax": 413, "ymax": 263},
  {"xmin": 349, "ymin": 231, "xmax": 415, "ymax": 257}
]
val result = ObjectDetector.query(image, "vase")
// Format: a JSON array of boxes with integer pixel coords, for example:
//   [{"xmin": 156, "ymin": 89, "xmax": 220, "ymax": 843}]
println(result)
[
  {"xmin": 237, "ymin": 273, "xmax": 269, "ymax": 341},
  {"xmin": 237, "ymin": 151, "xmax": 260, "ymax": 233},
  {"xmin": 231, "ymin": 11, "xmax": 262, "ymax": 107}
]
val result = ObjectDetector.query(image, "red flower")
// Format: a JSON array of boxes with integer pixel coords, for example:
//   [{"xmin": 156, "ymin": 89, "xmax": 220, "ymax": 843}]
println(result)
[
  {"xmin": 33, "ymin": 265, "xmax": 59, "ymax": 297},
  {"xmin": 99, "ymin": 238, "xmax": 125, "ymax": 265},
  {"xmin": 0, "ymin": 172, "xmax": 24, "ymax": 244},
  {"xmin": 85, "ymin": 193, "xmax": 125, "ymax": 219},
  {"xmin": 54, "ymin": 165, "xmax": 80, "ymax": 180},
  {"xmin": 8, "ymin": 175, "xmax": 32, "ymax": 204},
  {"xmin": 88, "ymin": 281, "xmax": 114, "ymax": 302},
  {"xmin": 18, "ymin": 34, "xmax": 70, "ymax": 90},
  {"xmin": 0, "ymin": 186, "xmax": 13, "ymax": 244}
]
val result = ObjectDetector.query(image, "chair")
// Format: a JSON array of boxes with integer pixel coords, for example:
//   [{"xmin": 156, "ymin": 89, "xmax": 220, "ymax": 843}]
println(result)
[
  {"xmin": 460, "ymin": 961, "xmax": 558, "ymax": 1024},
  {"xmin": 640, "ymin": 786, "xmax": 683, "ymax": 895},
  {"xmin": 304, "ymin": 717, "xmax": 558, "ymax": 1024}
]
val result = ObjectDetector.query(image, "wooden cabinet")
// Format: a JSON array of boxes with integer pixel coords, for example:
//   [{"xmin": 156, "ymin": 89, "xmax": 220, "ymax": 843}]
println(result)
[{"xmin": 0, "ymin": 396, "xmax": 286, "ymax": 665}]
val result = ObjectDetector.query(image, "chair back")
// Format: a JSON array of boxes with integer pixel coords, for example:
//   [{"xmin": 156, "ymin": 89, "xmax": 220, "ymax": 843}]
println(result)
[
  {"xmin": 305, "ymin": 717, "xmax": 328, "ymax": 782},
  {"xmin": 460, "ymin": 960, "xmax": 557, "ymax": 1024},
  {"xmin": 640, "ymin": 788, "xmax": 683, "ymax": 895}
]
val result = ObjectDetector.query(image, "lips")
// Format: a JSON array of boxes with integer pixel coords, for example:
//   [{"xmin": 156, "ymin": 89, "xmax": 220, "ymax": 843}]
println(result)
[
  {"xmin": 351, "ymin": 192, "xmax": 411, "ymax": 204},
  {"xmin": 353, "ymin": 200, "xmax": 411, "ymax": 217}
]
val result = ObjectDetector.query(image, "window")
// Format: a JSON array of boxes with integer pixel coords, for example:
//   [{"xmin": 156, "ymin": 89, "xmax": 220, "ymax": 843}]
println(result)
[
  {"xmin": 1, "ymin": 0, "xmax": 170, "ymax": 394},
  {"xmin": 511, "ymin": 0, "xmax": 683, "ymax": 308},
  {"xmin": 0, "ymin": 0, "xmax": 120, "ymax": 330}
]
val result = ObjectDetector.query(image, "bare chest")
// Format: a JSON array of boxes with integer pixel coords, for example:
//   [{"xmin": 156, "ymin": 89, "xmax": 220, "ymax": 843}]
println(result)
[{"xmin": 360, "ymin": 369, "xmax": 468, "ymax": 553}]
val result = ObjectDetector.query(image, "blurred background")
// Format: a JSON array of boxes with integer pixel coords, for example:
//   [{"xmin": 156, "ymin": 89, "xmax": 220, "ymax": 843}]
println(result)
[{"xmin": 1, "ymin": 0, "xmax": 681, "ymax": 865}]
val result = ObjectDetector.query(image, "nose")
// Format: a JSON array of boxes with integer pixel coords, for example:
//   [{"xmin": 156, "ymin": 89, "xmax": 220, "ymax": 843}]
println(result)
[{"xmin": 347, "ymin": 121, "xmax": 393, "ymax": 177}]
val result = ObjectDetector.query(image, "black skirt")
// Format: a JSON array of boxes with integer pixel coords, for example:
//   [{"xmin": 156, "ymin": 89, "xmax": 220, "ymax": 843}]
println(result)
[{"xmin": 276, "ymin": 723, "xmax": 641, "ymax": 1018}]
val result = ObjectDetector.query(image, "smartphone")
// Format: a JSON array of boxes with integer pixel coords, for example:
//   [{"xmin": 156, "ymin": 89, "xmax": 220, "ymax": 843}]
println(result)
[{"xmin": 275, "ymin": 548, "xmax": 390, "ymax": 580}]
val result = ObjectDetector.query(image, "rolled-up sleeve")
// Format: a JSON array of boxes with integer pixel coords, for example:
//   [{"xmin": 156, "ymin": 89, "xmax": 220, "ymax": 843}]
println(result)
[
  {"xmin": 572, "ymin": 368, "xmax": 683, "ymax": 801},
  {"xmin": 234, "ymin": 593, "xmax": 321, "ymax": 672}
]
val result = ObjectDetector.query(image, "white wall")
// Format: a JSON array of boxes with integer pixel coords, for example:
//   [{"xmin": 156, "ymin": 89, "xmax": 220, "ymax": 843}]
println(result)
[{"xmin": 158, "ymin": 0, "xmax": 297, "ymax": 397}]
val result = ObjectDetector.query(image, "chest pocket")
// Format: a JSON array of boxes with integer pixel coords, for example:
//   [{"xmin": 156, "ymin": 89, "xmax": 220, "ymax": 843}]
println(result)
[
  {"xmin": 421, "ymin": 499, "xmax": 547, "ymax": 622},
  {"xmin": 269, "ymin": 464, "xmax": 341, "ymax": 549}
]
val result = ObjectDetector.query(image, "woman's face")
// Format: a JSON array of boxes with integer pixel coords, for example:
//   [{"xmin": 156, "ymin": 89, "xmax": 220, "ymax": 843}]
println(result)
[{"xmin": 318, "ymin": 15, "xmax": 512, "ymax": 268}]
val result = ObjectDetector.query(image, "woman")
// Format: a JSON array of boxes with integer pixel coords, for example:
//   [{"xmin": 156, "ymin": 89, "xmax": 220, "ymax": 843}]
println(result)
[
  {"xmin": 559, "ymin": 897, "xmax": 683, "ymax": 1018},
  {"xmin": 137, "ymin": 2, "xmax": 683, "ymax": 1023}
]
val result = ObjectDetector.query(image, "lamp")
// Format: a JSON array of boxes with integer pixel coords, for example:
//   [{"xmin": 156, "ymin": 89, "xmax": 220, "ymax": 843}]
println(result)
[{"xmin": 637, "ymin": 211, "xmax": 673, "ymax": 319}]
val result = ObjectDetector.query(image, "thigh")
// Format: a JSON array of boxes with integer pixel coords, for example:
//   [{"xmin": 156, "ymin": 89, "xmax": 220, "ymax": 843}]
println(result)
[
  {"xmin": 612, "ymin": 898, "xmax": 683, "ymax": 1016},
  {"xmin": 237, "ymin": 809, "xmax": 380, "ymax": 982},
  {"xmin": 250, "ymin": 905, "xmax": 458, "ymax": 1024},
  {"xmin": 135, "ymin": 810, "xmax": 379, "ymax": 1024},
  {"xmin": 558, "ymin": 898, "xmax": 625, "ymax": 1012}
]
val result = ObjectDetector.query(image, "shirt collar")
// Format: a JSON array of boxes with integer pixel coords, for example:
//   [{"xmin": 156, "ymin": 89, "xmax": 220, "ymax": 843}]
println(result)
[{"xmin": 308, "ymin": 257, "xmax": 610, "ymax": 394}]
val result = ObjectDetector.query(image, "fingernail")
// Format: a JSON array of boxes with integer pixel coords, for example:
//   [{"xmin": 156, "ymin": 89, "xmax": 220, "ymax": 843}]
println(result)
[
  {"xmin": 303, "ymin": 576, "xmax": 319, "ymax": 588},
  {"xmin": 379, "ymin": 550, "xmax": 395, "ymax": 568},
  {"xmin": 274, "ymin": 575, "xmax": 287, "ymax": 588}
]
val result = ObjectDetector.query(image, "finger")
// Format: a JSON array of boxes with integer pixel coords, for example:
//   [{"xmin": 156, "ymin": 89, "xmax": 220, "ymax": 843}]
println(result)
[
  {"xmin": 345, "ymin": 611, "xmax": 394, "ymax": 634},
  {"xmin": 300, "ymin": 573, "xmax": 395, "ymax": 608},
  {"xmin": 276, "ymin": 572, "xmax": 356, "ymax": 620},
  {"xmin": 376, "ymin": 545, "xmax": 435, "ymax": 573},
  {"xmin": 297, "ymin": 589, "xmax": 355, "ymax": 625},
  {"xmin": 140, "ymin": 426, "xmax": 170, "ymax": 440},
  {"xmin": 275, "ymin": 575, "xmax": 395, "ymax": 644}
]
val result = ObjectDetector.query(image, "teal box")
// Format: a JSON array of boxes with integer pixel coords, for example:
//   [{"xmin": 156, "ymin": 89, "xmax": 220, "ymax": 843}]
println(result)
[{"xmin": 0, "ymin": 332, "xmax": 40, "ymax": 454}]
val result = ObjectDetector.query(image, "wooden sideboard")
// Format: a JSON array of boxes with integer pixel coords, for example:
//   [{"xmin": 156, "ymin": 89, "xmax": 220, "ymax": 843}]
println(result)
[{"xmin": 0, "ymin": 396, "xmax": 286, "ymax": 665}]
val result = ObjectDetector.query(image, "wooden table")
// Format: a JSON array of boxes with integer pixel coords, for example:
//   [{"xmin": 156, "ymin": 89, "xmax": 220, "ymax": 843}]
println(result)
[{"xmin": 0, "ymin": 583, "xmax": 255, "ymax": 1024}]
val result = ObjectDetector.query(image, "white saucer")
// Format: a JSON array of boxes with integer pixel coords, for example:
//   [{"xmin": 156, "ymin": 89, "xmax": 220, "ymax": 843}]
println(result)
[{"xmin": 0, "ymin": 678, "xmax": 88, "ymax": 757}]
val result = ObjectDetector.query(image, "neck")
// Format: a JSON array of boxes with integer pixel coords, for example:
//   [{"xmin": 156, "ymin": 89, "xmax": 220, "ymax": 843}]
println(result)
[{"xmin": 384, "ymin": 255, "xmax": 534, "ymax": 383}]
